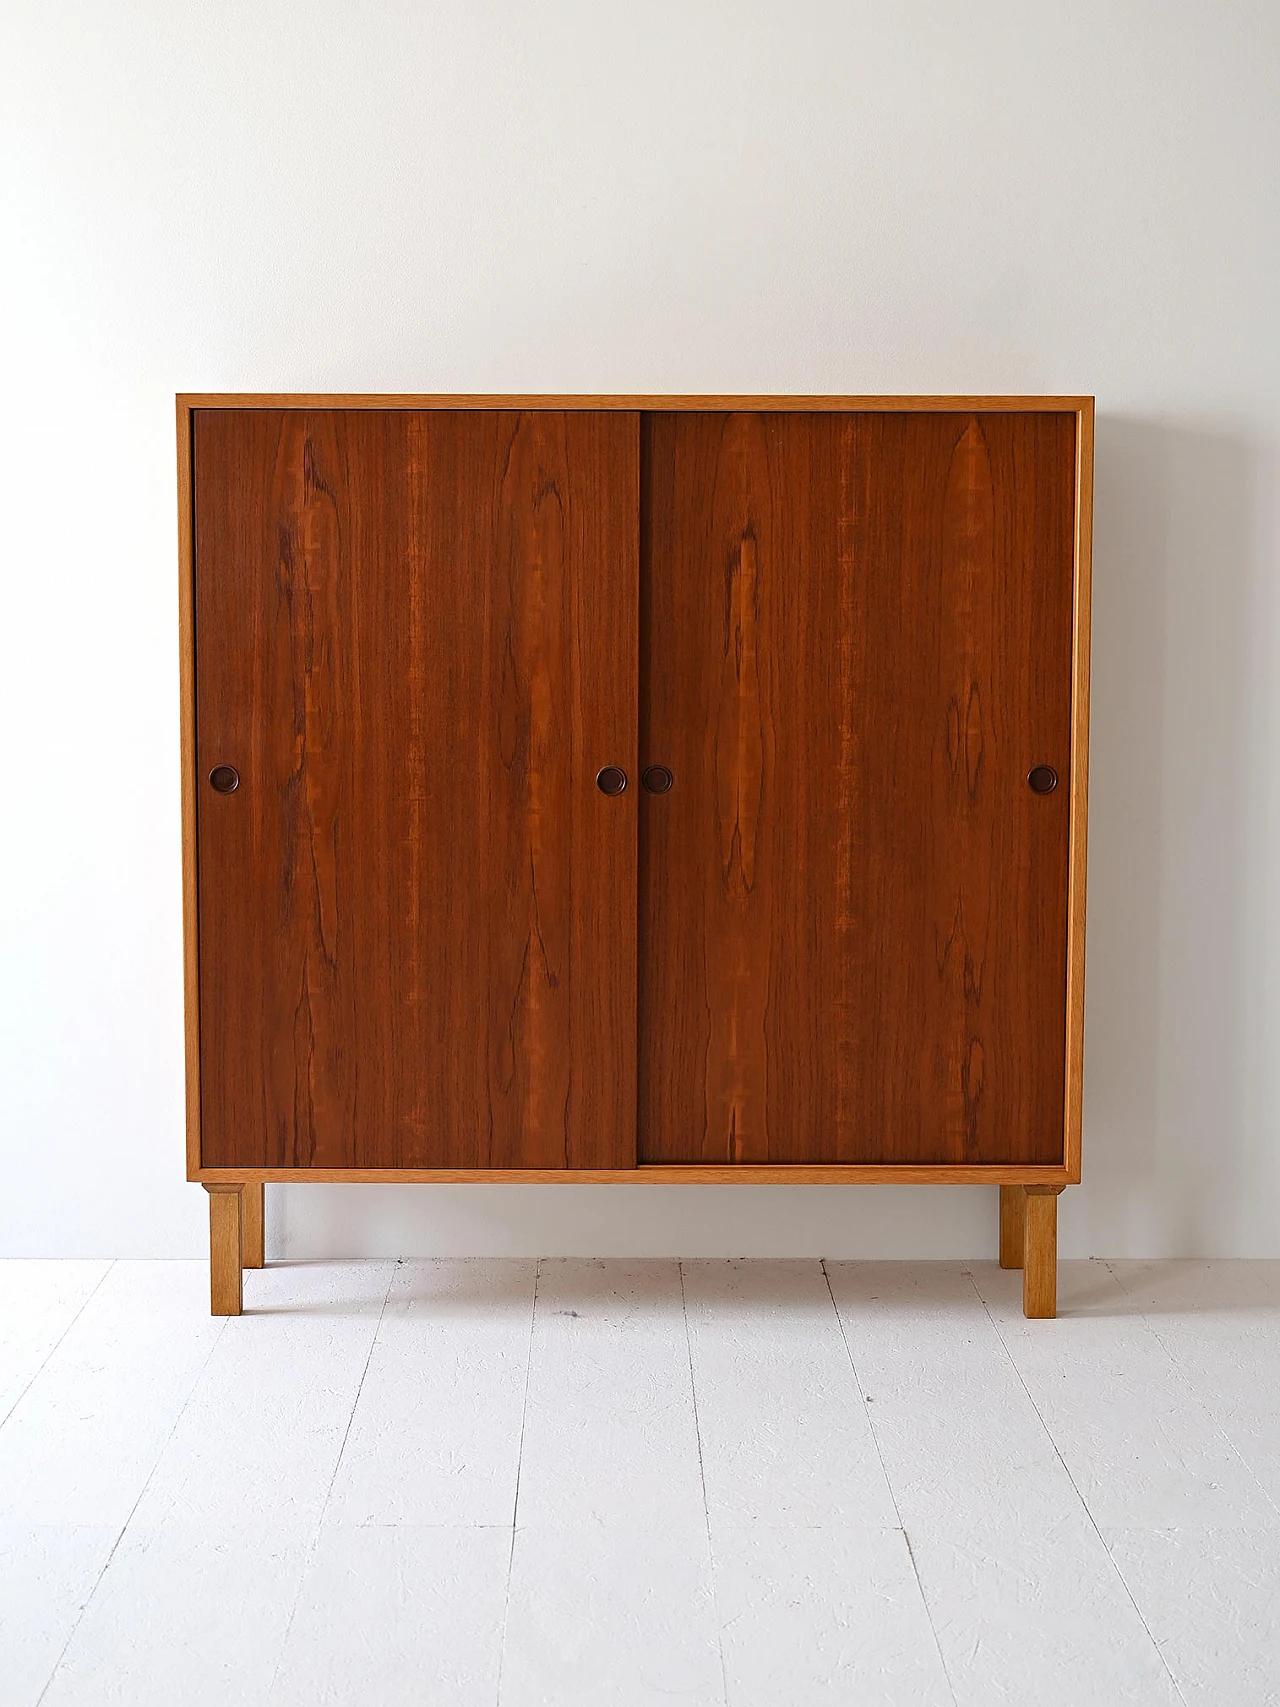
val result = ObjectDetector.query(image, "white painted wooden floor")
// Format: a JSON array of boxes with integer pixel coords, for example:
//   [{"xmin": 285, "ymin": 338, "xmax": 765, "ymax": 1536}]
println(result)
[{"xmin": 2, "ymin": 1259, "xmax": 1279, "ymax": 1707}]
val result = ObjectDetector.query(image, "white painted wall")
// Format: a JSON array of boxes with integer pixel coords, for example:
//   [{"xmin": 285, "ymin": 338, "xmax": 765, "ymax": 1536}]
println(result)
[{"xmin": 1, "ymin": 0, "xmax": 1277, "ymax": 1259}]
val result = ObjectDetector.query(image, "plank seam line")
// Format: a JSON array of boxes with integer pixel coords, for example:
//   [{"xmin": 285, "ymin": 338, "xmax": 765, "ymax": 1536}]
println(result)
[
  {"xmin": 0, "ymin": 1260, "xmax": 115, "ymax": 1434},
  {"xmin": 265, "ymin": 1258, "xmax": 396, "ymax": 1701},
  {"xmin": 969, "ymin": 1263, "xmax": 1191, "ymax": 1707},
  {"xmin": 35, "ymin": 1285, "xmax": 231, "ymax": 1707},
  {"xmin": 1102, "ymin": 1258, "xmax": 1280, "ymax": 1522},
  {"xmin": 496, "ymin": 1256, "xmax": 541, "ymax": 1702},
  {"xmin": 680, "ymin": 1260, "xmax": 732, "ymax": 1707},
  {"xmin": 822, "ymin": 1258, "xmax": 960, "ymax": 1707}
]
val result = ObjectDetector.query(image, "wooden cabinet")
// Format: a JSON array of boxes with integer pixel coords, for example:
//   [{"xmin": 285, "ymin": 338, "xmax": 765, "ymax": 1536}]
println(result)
[{"xmin": 179, "ymin": 395, "xmax": 1093, "ymax": 1319}]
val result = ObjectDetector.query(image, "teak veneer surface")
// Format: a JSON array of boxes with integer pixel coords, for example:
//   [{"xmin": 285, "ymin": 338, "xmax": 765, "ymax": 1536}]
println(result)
[
  {"xmin": 195, "ymin": 409, "xmax": 638, "ymax": 1170},
  {"xmin": 183, "ymin": 396, "xmax": 1090, "ymax": 1183},
  {"xmin": 639, "ymin": 411, "xmax": 1076, "ymax": 1165}
]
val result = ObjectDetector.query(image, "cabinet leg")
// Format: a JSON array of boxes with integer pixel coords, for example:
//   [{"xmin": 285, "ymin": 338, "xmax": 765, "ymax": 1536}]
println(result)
[
  {"xmin": 205, "ymin": 1185, "xmax": 243, "ymax": 1316},
  {"xmin": 242, "ymin": 1183, "xmax": 265, "ymax": 1269},
  {"xmin": 999, "ymin": 1185, "xmax": 1025, "ymax": 1269},
  {"xmin": 1022, "ymin": 1187, "xmax": 1064, "ymax": 1319}
]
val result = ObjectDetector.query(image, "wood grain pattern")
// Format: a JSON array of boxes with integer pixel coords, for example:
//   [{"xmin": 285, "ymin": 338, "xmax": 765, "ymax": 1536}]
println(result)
[
  {"xmin": 181, "ymin": 396, "xmax": 1091, "ymax": 1192},
  {"xmin": 1064, "ymin": 399, "xmax": 1094, "ymax": 1182},
  {"xmin": 196, "ymin": 1164, "xmax": 1072, "ymax": 1184},
  {"xmin": 639, "ymin": 411, "xmax": 1077, "ymax": 1166},
  {"xmin": 241, "ymin": 1181, "xmax": 264, "ymax": 1268},
  {"xmin": 194, "ymin": 409, "xmax": 638, "ymax": 1171},
  {"xmin": 205, "ymin": 1185, "xmax": 242, "ymax": 1315},
  {"xmin": 1022, "ymin": 1185, "xmax": 1063, "ymax": 1317},
  {"xmin": 178, "ymin": 400, "xmax": 201, "ymax": 1178},
  {"xmin": 999, "ymin": 1183, "xmax": 1026, "ymax": 1268}
]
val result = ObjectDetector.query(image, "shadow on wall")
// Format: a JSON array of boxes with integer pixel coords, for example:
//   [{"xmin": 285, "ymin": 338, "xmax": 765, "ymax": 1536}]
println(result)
[{"xmin": 1079, "ymin": 414, "xmax": 1271, "ymax": 1257}]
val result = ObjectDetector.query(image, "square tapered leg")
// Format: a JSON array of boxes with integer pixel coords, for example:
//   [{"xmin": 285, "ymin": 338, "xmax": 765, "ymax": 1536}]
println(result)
[
  {"xmin": 999, "ymin": 1185, "xmax": 1025, "ymax": 1269},
  {"xmin": 1022, "ymin": 1186, "xmax": 1064, "ymax": 1318},
  {"xmin": 205, "ymin": 1185, "xmax": 243, "ymax": 1316},
  {"xmin": 241, "ymin": 1182, "xmax": 265, "ymax": 1269}
]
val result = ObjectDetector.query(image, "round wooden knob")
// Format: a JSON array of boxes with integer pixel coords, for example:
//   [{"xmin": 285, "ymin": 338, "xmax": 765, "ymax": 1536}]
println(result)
[
  {"xmin": 209, "ymin": 765, "xmax": 240, "ymax": 794},
  {"xmin": 642, "ymin": 765, "xmax": 674, "ymax": 794},
  {"xmin": 1027, "ymin": 765, "xmax": 1058, "ymax": 795},
  {"xmin": 596, "ymin": 766, "xmax": 628, "ymax": 796}
]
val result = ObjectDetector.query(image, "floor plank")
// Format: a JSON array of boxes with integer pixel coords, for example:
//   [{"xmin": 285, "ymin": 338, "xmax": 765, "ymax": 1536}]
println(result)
[
  {"xmin": 0, "ymin": 1261, "xmax": 111, "ymax": 1428},
  {"xmin": 910, "ymin": 1509, "xmax": 1182, "ymax": 1707},
  {"xmin": 502, "ymin": 1523, "xmax": 723, "ymax": 1707},
  {"xmin": 713, "ymin": 1524, "xmax": 952, "ymax": 1707},
  {"xmin": 683, "ymin": 1259, "xmax": 897, "ymax": 1529},
  {"xmin": 1107, "ymin": 1260, "xmax": 1280, "ymax": 1520},
  {"xmin": 1105, "ymin": 1521, "xmax": 1280, "ymax": 1707},
  {"xmin": 4, "ymin": 1257, "xmax": 1279, "ymax": 1706},
  {"xmin": 515, "ymin": 1260, "xmax": 706, "ymax": 1529},
  {"xmin": 39, "ymin": 1522, "xmax": 314, "ymax": 1707},
  {"xmin": 129, "ymin": 1262, "xmax": 394, "ymax": 1529},
  {"xmin": 0, "ymin": 1523, "xmax": 117, "ymax": 1707},
  {"xmin": 972, "ymin": 1260, "xmax": 1269, "ymax": 1529},
  {"xmin": 823, "ymin": 1261, "xmax": 1084, "ymax": 1532},
  {"xmin": 0, "ymin": 1262, "xmax": 224, "ymax": 1527},
  {"xmin": 324, "ymin": 1260, "xmax": 536, "ymax": 1527},
  {"xmin": 271, "ymin": 1526, "xmax": 510, "ymax": 1707}
]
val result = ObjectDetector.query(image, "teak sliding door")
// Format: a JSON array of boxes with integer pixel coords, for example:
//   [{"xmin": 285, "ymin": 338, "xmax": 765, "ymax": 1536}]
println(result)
[
  {"xmin": 187, "ymin": 398, "xmax": 1086, "ymax": 1182},
  {"xmin": 194, "ymin": 408, "xmax": 639, "ymax": 1171},
  {"xmin": 638, "ymin": 410, "xmax": 1078, "ymax": 1167}
]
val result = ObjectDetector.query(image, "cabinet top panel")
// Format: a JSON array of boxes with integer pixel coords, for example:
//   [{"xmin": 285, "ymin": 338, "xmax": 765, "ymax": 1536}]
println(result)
[{"xmin": 178, "ymin": 393, "xmax": 1092, "ymax": 414}]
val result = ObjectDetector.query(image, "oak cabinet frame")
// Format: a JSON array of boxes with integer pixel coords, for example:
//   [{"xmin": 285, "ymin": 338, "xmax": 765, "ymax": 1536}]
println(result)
[{"xmin": 179, "ymin": 394, "xmax": 1092, "ymax": 1312}]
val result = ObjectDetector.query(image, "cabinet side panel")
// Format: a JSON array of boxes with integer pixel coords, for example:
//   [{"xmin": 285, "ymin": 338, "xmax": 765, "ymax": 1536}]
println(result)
[
  {"xmin": 1064, "ymin": 402, "xmax": 1094, "ymax": 1180},
  {"xmin": 194, "ymin": 409, "xmax": 638, "ymax": 1170},
  {"xmin": 639, "ymin": 411, "xmax": 1075, "ymax": 1165},
  {"xmin": 178, "ymin": 402, "xmax": 200, "ymax": 1175}
]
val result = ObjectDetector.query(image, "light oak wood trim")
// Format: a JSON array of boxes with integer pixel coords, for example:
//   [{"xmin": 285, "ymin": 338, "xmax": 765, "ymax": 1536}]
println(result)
[
  {"xmin": 205, "ymin": 1185, "xmax": 242, "ymax": 1315},
  {"xmin": 1064, "ymin": 400, "xmax": 1094, "ymax": 1183},
  {"xmin": 194, "ymin": 1164, "xmax": 1073, "ymax": 1185},
  {"xmin": 1022, "ymin": 1185, "xmax": 1063, "ymax": 1318},
  {"xmin": 178, "ymin": 393, "xmax": 1094, "ymax": 414},
  {"xmin": 178, "ymin": 400, "xmax": 201, "ymax": 1180},
  {"xmin": 999, "ymin": 1183, "xmax": 1026, "ymax": 1268},
  {"xmin": 241, "ymin": 1182, "xmax": 264, "ymax": 1269}
]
